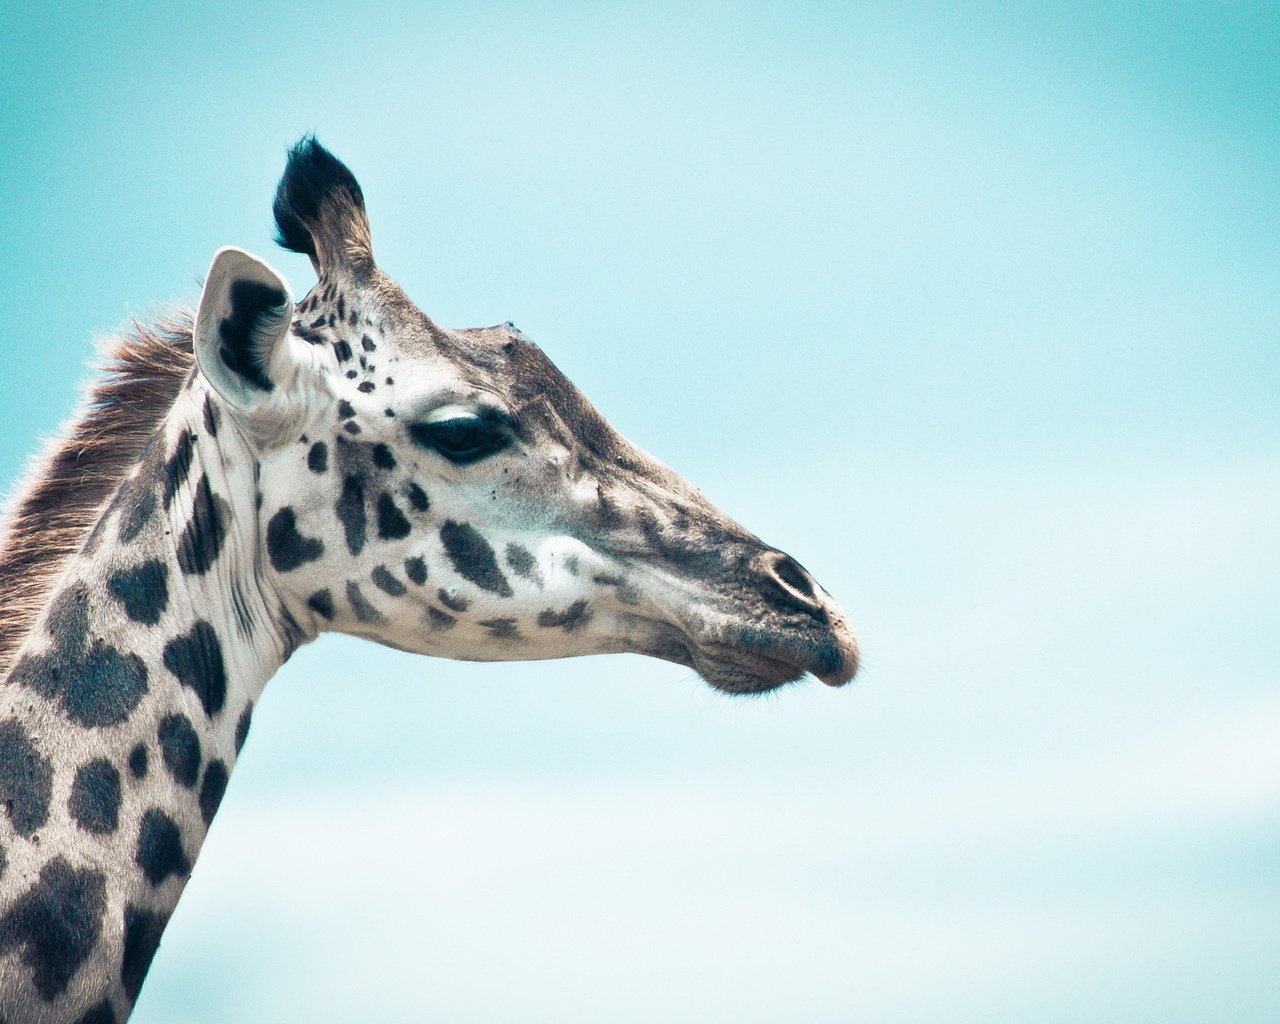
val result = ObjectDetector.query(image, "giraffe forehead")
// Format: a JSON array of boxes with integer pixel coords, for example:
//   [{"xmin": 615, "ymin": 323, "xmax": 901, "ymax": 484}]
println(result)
[{"xmin": 291, "ymin": 272, "xmax": 639, "ymax": 477}]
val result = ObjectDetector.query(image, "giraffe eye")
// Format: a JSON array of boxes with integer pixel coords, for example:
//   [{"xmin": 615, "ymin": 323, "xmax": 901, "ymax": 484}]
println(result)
[{"xmin": 409, "ymin": 417, "xmax": 510, "ymax": 465}]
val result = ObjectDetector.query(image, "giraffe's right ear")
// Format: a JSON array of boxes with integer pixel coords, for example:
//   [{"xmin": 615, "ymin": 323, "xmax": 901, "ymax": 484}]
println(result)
[{"xmin": 194, "ymin": 247, "xmax": 304, "ymax": 425}]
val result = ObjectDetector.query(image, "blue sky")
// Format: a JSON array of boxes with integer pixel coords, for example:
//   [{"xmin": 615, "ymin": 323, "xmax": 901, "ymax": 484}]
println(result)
[{"xmin": 1, "ymin": 4, "xmax": 1277, "ymax": 1021}]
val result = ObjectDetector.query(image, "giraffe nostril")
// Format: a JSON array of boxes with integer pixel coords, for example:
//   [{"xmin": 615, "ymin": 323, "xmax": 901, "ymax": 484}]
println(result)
[
  {"xmin": 756, "ymin": 549, "xmax": 825, "ymax": 618},
  {"xmin": 767, "ymin": 551, "xmax": 817, "ymax": 600}
]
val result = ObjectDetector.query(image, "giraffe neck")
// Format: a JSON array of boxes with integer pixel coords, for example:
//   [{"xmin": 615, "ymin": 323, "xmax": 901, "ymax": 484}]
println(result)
[{"xmin": 0, "ymin": 384, "xmax": 303, "ymax": 1022}]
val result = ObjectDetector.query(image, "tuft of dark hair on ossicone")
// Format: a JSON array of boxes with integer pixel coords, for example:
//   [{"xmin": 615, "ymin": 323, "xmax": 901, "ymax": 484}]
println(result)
[{"xmin": 272, "ymin": 135, "xmax": 373, "ymax": 273}]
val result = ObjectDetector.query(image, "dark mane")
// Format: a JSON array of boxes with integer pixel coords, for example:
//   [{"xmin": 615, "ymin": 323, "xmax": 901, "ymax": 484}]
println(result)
[{"xmin": 0, "ymin": 312, "xmax": 195, "ymax": 676}]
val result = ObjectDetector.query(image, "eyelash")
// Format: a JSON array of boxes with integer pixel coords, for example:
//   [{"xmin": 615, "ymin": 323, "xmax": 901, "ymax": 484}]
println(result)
[{"xmin": 407, "ymin": 417, "xmax": 510, "ymax": 465}]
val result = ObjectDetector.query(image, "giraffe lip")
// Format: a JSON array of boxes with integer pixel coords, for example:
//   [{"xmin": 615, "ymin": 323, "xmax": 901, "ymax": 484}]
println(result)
[
  {"xmin": 633, "ymin": 617, "xmax": 856, "ymax": 693},
  {"xmin": 700, "ymin": 626, "xmax": 857, "ymax": 692}
]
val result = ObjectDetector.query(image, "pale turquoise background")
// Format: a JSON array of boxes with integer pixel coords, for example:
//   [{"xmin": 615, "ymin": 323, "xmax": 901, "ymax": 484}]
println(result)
[{"xmin": 1, "ymin": 3, "xmax": 1277, "ymax": 1022}]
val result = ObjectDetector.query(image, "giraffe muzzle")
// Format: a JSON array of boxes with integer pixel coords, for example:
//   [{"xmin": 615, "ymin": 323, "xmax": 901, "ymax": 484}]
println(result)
[
  {"xmin": 677, "ymin": 587, "xmax": 858, "ymax": 694},
  {"xmin": 749, "ymin": 549, "xmax": 859, "ymax": 687},
  {"xmin": 632, "ymin": 544, "xmax": 859, "ymax": 694}
]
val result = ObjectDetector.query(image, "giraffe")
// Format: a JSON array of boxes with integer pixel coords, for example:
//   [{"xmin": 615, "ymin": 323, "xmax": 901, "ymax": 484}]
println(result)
[{"xmin": 0, "ymin": 137, "xmax": 858, "ymax": 1023}]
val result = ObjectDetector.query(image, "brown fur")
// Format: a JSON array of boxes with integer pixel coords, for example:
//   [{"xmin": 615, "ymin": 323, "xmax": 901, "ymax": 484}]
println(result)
[{"xmin": 0, "ymin": 312, "xmax": 195, "ymax": 676}]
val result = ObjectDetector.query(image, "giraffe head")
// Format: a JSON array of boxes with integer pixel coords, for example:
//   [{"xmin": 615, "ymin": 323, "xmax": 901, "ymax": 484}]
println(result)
[{"xmin": 192, "ymin": 138, "xmax": 857, "ymax": 694}]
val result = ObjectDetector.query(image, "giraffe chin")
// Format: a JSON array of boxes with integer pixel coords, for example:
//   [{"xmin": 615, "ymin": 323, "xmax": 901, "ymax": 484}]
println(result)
[{"xmin": 696, "ymin": 653, "xmax": 807, "ymax": 695}]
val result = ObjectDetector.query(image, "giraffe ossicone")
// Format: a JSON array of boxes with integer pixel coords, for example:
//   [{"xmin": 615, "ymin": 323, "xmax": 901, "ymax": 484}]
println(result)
[{"xmin": 0, "ymin": 137, "xmax": 858, "ymax": 1021}]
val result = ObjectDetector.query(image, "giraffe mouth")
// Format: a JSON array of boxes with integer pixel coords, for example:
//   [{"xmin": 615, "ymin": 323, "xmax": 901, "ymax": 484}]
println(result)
[
  {"xmin": 699, "ymin": 633, "xmax": 855, "ymax": 693},
  {"xmin": 635, "ymin": 620, "xmax": 856, "ymax": 694}
]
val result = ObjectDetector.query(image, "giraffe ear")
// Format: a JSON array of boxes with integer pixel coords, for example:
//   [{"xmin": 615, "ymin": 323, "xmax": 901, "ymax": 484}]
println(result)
[{"xmin": 194, "ymin": 247, "xmax": 304, "ymax": 420}]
